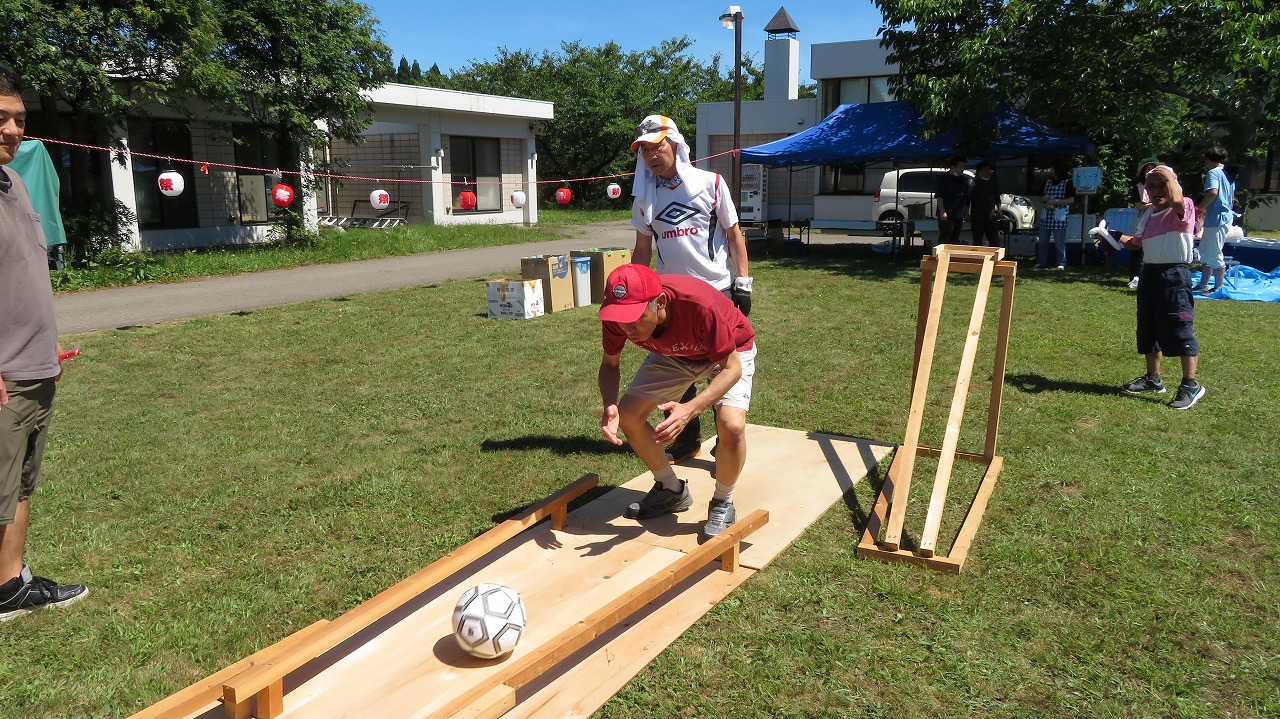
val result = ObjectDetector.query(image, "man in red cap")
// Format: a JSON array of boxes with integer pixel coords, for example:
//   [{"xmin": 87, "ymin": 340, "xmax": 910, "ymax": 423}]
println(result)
[{"xmin": 597, "ymin": 264, "xmax": 757, "ymax": 539}]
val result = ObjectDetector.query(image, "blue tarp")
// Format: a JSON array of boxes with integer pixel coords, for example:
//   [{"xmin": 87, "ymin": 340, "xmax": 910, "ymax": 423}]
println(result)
[
  {"xmin": 740, "ymin": 100, "xmax": 1094, "ymax": 167},
  {"xmin": 1193, "ymin": 266, "xmax": 1280, "ymax": 302}
]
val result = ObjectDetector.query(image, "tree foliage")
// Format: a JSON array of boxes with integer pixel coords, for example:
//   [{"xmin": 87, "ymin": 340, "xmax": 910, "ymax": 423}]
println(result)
[
  {"xmin": 874, "ymin": 0, "xmax": 1278, "ymax": 206},
  {"xmin": 447, "ymin": 38, "xmax": 762, "ymax": 207}
]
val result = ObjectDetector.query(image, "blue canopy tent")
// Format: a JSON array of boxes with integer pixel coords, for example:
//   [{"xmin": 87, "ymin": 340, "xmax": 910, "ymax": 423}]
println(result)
[
  {"xmin": 740, "ymin": 100, "xmax": 1093, "ymax": 167},
  {"xmin": 739, "ymin": 100, "xmax": 1093, "ymax": 253}
]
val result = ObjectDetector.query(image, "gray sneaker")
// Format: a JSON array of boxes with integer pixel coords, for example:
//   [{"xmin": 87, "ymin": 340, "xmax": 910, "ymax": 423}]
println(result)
[
  {"xmin": 1122, "ymin": 375, "xmax": 1166, "ymax": 395},
  {"xmin": 701, "ymin": 498, "xmax": 737, "ymax": 539},
  {"xmin": 1168, "ymin": 381, "xmax": 1206, "ymax": 410},
  {"xmin": 625, "ymin": 480, "xmax": 693, "ymax": 520}
]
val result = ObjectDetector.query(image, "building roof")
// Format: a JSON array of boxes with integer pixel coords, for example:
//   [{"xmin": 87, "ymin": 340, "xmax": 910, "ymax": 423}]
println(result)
[{"xmin": 764, "ymin": 7, "xmax": 800, "ymax": 35}]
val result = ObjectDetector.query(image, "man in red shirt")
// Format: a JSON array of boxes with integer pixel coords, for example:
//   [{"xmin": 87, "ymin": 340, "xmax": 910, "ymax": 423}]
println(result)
[{"xmin": 597, "ymin": 264, "xmax": 757, "ymax": 539}]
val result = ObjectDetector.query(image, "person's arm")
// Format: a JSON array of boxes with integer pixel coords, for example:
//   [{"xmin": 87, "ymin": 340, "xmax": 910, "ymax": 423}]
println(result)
[
  {"xmin": 598, "ymin": 351, "xmax": 624, "ymax": 445},
  {"xmin": 0, "ymin": 370, "xmax": 6, "ymax": 405},
  {"xmin": 632, "ymin": 230, "xmax": 653, "ymax": 268},
  {"xmin": 1197, "ymin": 187, "xmax": 1218, "ymax": 215},
  {"xmin": 725, "ymin": 222, "xmax": 752, "ymax": 315},
  {"xmin": 652, "ymin": 350, "xmax": 742, "ymax": 445}
]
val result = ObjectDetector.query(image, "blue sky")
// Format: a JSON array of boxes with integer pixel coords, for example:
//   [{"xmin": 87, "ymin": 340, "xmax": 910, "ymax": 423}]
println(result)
[{"xmin": 361, "ymin": 1, "xmax": 884, "ymax": 80}]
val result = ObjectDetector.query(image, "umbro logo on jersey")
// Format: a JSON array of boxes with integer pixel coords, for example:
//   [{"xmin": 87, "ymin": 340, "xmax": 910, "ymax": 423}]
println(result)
[{"xmin": 656, "ymin": 202, "xmax": 699, "ymax": 225}]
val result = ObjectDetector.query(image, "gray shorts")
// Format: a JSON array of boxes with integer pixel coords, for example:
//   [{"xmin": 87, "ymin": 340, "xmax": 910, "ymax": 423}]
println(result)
[
  {"xmin": 1, "ymin": 378, "xmax": 56, "ymax": 524},
  {"xmin": 625, "ymin": 344, "xmax": 757, "ymax": 412}
]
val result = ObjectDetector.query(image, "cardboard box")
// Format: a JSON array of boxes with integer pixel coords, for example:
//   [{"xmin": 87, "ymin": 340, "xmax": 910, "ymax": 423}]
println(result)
[
  {"xmin": 487, "ymin": 279, "xmax": 544, "ymax": 319},
  {"xmin": 570, "ymin": 247, "xmax": 632, "ymax": 304},
  {"xmin": 521, "ymin": 255, "xmax": 575, "ymax": 312}
]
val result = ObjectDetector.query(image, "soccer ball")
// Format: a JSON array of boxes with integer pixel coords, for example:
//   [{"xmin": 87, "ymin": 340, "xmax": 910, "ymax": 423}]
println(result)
[{"xmin": 452, "ymin": 583, "xmax": 526, "ymax": 659}]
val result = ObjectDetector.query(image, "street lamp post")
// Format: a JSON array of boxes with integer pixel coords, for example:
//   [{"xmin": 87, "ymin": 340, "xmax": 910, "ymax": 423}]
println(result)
[{"xmin": 720, "ymin": 5, "xmax": 743, "ymax": 208}]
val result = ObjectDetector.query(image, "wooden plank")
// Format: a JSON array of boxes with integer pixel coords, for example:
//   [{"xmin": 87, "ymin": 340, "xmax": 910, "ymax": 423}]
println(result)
[
  {"xmin": 919, "ymin": 252, "xmax": 995, "ymax": 556},
  {"xmin": 562, "ymin": 426, "xmax": 891, "ymax": 571},
  {"xmin": 222, "ymin": 474, "xmax": 598, "ymax": 710},
  {"xmin": 424, "ymin": 510, "xmax": 770, "ymax": 719},
  {"xmin": 984, "ymin": 264, "xmax": 1017, "ymax": 458},
  {"xmin": 124, "ymin": 619, "xmax": 330, "ymax": 719},
  {"xmin": 946, "ymin": 455, "xmax": 1002, "ymax": 568},
  {"xmin": 883, "ymin": 251, "xmax": 951, "ymax": 551},
  {"xmin": 448, "ymin": 684, "xmax": 515, "ymax": 719},
  {"xmin": 253, "ymin": 681, "xmax": 283, "ymax": 719}
]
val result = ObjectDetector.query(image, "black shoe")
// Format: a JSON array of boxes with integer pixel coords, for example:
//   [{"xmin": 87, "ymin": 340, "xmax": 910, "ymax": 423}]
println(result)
[
  {"xmin": 625, "ymin": 480, "xmax": 693, "ymax": 520},
  {"xmin": 1168, "ymin": 381, "xmax": 1206, "ymax": 410},
  {"xmin": 1122, "ymin": 375, "xmax": 1166, "ymax": 395},
  {"xmin": 663, "ymin": 437, "xmax": 702, "ymax": 464},
  {"xmin": 0, "ymin": 567, "xmax": 89, "ymax": 622}
]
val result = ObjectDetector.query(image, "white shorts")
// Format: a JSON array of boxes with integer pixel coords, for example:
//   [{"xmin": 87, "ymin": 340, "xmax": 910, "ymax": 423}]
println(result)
[
  {"xmin": 1200, "ymin": 225, "xmax": 1229, "ymax": 270},
  {"xmin": 624, "ymin": 344, "xmax": 757, "ymax": 412}
]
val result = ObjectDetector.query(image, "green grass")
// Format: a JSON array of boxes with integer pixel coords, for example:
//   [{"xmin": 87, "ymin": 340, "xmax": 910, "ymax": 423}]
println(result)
[
  {"xmin": 49, "ymin": 208, "xmax": 630, "ymax": 293},
  {"xmin": 5, "ymin": 242, "xmax": 1279, "ymax": 718}
]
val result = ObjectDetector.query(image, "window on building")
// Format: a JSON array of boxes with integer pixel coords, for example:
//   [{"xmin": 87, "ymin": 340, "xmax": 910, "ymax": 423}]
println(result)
[
  {"xmin": 233, "ymin": 124, "xmax": 282, "ymax": 223},
  {"xmin": 128, "ymin": 119, "xmax": 197, "ymax": 230},
  {"xmin": 1246, "ymin": 151, "xmax": 1278, "ymax": 194},
  {"xmin": 819, "ymin": 164, "xmax": 864, "ymax": 194},
  {"xmin": 820, "ymin": 76, "xmax": 895, "ymax": 116},
  {"xmin": 450, "ymin": 136, "xmax": 501, "ymax": 211}
]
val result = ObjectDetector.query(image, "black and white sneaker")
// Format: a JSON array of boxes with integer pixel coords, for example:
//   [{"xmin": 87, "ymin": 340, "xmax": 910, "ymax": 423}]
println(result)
[
  {"xmin": 0, "ymin": 566, "xmax": 89, "ymax": 622},
  {"xmin": 1168, "ymin": 381, "xmax": 1206, "ymax": 410},
  {"xmin": 625, "ymin": 480, "xmax": 693, "ymax": 520},
  {"xmin": 1122, "ymin": 375, "xmax": 1166, "ymax": 395}
]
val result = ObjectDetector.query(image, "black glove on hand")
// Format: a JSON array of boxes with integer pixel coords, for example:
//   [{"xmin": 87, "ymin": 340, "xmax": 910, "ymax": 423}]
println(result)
[{"xmin": 731, "ymin": 276, "xmax": 753, "ymax": 316}]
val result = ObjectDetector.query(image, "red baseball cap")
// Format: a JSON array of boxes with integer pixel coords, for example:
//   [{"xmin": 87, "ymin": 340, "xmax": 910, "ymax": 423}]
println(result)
[{"xmin": 598, "ymin": 264, "xmax": 662, "ymax": 323}]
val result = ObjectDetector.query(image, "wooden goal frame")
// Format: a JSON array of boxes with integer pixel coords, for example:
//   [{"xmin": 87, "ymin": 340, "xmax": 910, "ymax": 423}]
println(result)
[{"xmin": 857, "ymin": 244, "xmax": 1016, "ymax": 573}]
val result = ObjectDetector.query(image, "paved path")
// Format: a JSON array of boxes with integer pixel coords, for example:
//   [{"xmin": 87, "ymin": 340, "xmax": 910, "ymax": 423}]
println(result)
[{"xmin": 55, "ymin": 221, "xmax": 636, "ymax": 335}]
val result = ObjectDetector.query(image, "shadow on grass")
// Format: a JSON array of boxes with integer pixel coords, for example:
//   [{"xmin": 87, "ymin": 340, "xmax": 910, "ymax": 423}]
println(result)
[
  {"xmin": 1006, "ymin": 372, "xmax": 1121, "ymax": 396},
  {"xmin": 480, "ymin": 433, "xmax": 628, "ymax": 456}
]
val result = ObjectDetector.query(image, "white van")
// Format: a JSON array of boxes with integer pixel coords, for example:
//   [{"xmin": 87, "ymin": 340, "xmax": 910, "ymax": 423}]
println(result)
[{"xmin": 871, "ymin": 168, "xmax": 1037, "ymax": 233}]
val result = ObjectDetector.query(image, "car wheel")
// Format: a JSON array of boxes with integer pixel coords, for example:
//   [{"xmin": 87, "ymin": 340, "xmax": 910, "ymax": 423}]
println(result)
[
  {"xmin": 877, "ymin": 210, "xmax": 905, "ymax": 235},
  {"xmin": 999, "ymin": 212, "xmax": 1017, "ymax": 234}
]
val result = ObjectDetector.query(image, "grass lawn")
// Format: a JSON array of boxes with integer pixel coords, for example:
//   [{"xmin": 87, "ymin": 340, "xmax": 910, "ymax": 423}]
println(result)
[{"xmin": 5, "ymin": 238, "xmax": 1279, "ymax": 718}]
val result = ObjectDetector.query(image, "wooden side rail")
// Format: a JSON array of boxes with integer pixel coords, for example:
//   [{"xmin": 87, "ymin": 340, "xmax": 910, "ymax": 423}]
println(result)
[
  {"xmin": 430, "ymin": 509, "xmax": 770, "ymax": 719},
  {"xmin": 220, "ymin": 473, "xmax": 599, "ymax": 719},
  {"xmin": 125, "ymin": 620, "xmax": 331, "ymax": 719}
]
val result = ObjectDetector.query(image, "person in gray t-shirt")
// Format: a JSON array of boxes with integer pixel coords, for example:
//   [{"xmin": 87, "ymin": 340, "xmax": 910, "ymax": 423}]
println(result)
[{"xmin": 0, "ymin": 63, "xmax": 88, "ymax": 622}]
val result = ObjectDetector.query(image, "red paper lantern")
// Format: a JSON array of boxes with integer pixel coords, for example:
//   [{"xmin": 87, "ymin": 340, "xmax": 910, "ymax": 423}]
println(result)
[
  {"xmin": 458, "ymin": 191, "xmax": 477, "ymax": 210},
  {"xmin": 271, "ymin": 183, "xmax": 294, "ymax": 207},
  {"xmin": 555, "ymin": 187, "xmax": 572, "ymax": 205}
]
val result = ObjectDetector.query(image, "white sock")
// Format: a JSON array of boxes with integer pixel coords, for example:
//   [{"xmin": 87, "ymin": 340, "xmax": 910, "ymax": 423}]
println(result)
[
  {"xmin": 653, "ymin": 466, "xmax": 681, "ymax": 492},
  {"xmin": 712, "ymin": 481, "xmax": 735, "ymax": 502}
]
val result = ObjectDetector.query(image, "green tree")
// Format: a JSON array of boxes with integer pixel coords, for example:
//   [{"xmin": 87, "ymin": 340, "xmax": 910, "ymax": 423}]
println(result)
[
  {"xmin": 449, "ymin": 38, "xmax": 760, "ymax": 208},
  {"xmin": 396, "ymin": 56, "xmax": 412, "ymax": 83},
  {"xmin": 874, "ymin": 0, "xmax": 1278, "ymax": 206},
  {"xmin": 1, "ymin": 0, "xmax": 223, "ymax": 260}
]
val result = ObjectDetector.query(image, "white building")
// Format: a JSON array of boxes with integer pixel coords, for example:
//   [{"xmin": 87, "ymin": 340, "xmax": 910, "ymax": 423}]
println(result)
[{"xmin": 59, "ymin": 84, "xmax": 552, "ymax": 252}]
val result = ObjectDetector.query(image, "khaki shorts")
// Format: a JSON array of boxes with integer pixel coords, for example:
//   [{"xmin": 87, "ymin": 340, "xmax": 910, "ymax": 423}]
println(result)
[
  {"xmin": 624, "ymin": 344, "xmax": 757, "ymax": 412},
  {"xmin": 1, "ymin": 378, "xmax": 56, "ymax": 524}
]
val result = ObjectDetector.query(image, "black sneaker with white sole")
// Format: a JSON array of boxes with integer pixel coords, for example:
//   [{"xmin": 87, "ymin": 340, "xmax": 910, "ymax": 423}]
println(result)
[
  {"xmin": 625, "ymin": 480, "xmax": 693, "ymax": 520},
  {"xmin": 1122, "ymin": 375, "xmax": 1166, "ymax": 395},
  {"xmin": 0, "ymin": 566, "xmax": 89, "ymax": 622},
  {"xmin": 1168, "ymin": 380, "xmax": 1206, "ymax": 410}
]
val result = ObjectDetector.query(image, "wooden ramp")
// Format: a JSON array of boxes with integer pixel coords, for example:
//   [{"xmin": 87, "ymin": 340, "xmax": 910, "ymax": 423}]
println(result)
[{"xmin": 134, "ymin": 425, "xmax": 891, "ymax": 719}]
